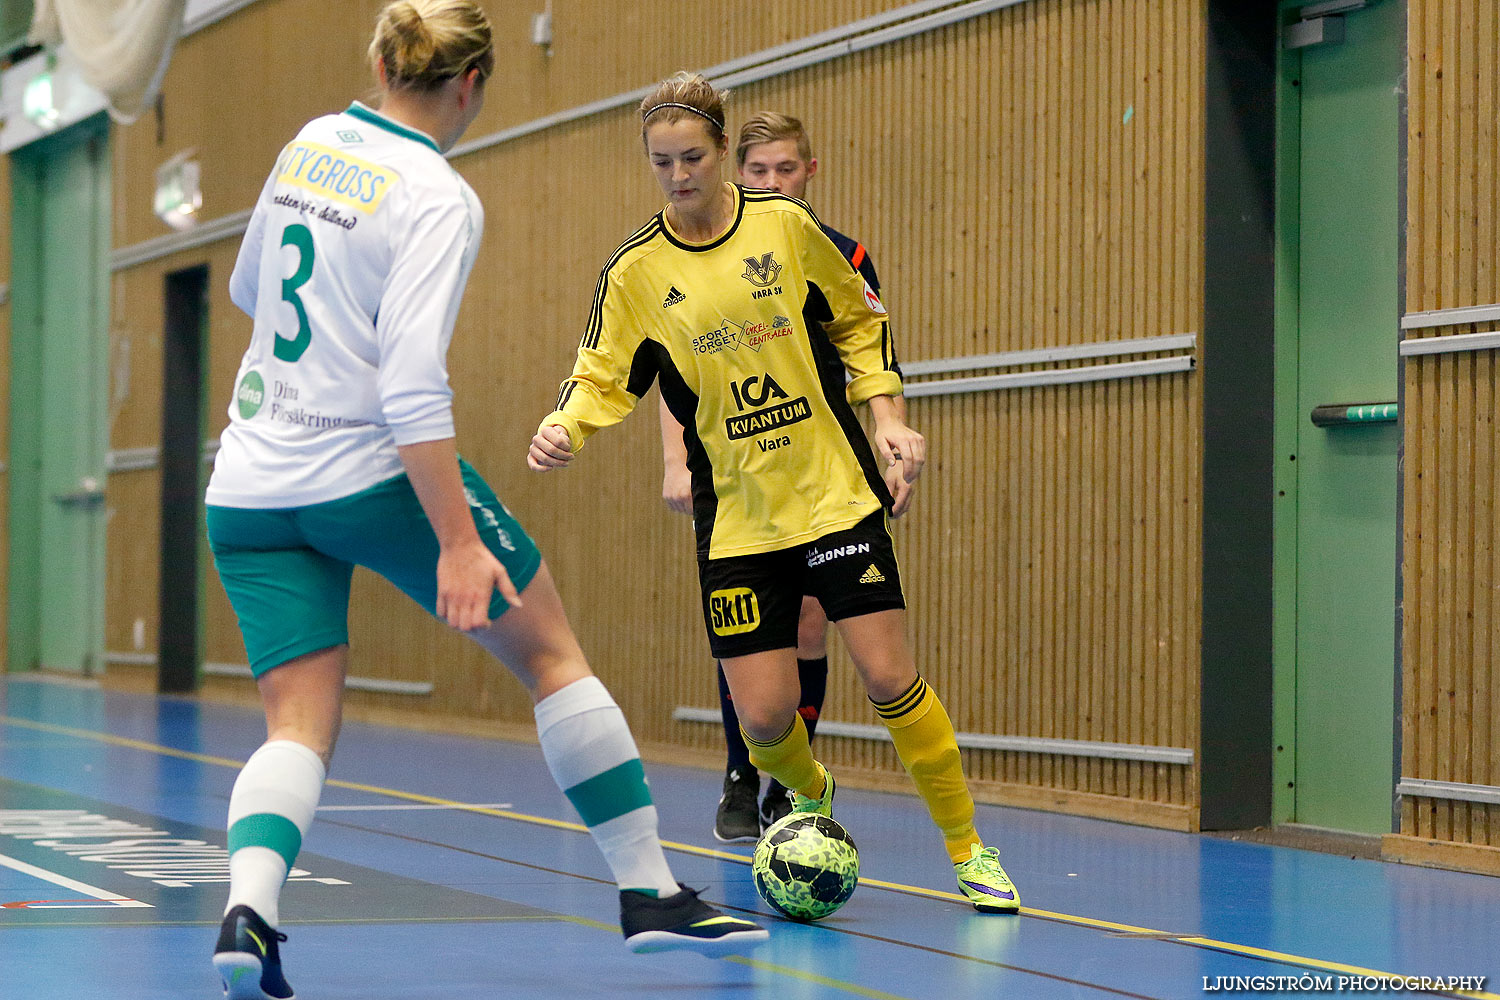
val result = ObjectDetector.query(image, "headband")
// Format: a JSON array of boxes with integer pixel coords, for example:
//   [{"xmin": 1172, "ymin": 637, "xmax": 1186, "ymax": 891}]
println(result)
[{"xmin": 643, "ymin": 102, "xmax": 724, "ymax": 131}]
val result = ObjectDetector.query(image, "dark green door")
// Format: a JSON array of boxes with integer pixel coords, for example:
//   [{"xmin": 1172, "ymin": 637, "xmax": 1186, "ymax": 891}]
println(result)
[
  {"xmin": 7, "ymin": 116, "xmax": 110, "ymax": 675},
  {"xmin": 1288, "ymin": 0, "xmax": 1403, "ymax": 833}
]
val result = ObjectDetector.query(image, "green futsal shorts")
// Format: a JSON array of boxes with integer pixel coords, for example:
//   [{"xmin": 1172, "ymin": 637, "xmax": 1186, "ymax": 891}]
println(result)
[{"xmin": 206, "ymin": 459, "xmax": 542, "ymax": 677}]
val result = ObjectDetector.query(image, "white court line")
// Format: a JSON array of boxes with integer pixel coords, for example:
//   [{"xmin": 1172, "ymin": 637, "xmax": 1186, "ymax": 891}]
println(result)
[
  {"xmin": 316, "ymin": 802, "xmax": 512, "ymax": 812},
  {"xmin": 0, "ymin": 851, "xmax": 153, "ymax": 908}
]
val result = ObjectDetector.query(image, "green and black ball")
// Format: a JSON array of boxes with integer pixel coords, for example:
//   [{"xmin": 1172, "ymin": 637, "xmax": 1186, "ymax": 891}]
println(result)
[{"xmin": 752, "ymin": 813, "xmax": 859, "ymax": 921}]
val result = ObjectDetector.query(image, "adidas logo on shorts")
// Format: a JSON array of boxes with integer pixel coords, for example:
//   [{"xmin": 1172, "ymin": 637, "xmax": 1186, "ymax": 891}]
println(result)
[
  {"xmin": 859, "ymin": 564, "xmax": 885, "ymax": 584},
  {"xmin": 663, "ymin": 285, "xmax": 687, "ymax": 308}
]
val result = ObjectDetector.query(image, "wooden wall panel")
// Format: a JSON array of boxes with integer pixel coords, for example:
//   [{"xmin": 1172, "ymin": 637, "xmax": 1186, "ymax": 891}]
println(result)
[
  {"xmin": 105, "ymin": 0, "xmax": 1204, "ymax": 825},
  {"xmin": 1400, "ymin": 0, "xmax": 1500, "ymax": 851},
  {"xmin": 113, "ymin": 0, "xmax": 902, "ymax": 251},
  {"xmin": 105, "ymin": 241, "xmax": 247, "ymax": 664}
]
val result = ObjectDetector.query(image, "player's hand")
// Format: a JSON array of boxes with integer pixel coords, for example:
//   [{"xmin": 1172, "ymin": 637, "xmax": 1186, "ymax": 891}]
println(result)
[
  {"xmin": 435, "ymin": 539, "xmax": 521, "ymax": 631},
  {"xmin": 662, "ymin": 463, "xmax": 692, "ymax": 515},
  {"xmin": 874, "ymin": 420, "xmax": 925, "ymax": 483},
  {"xmin": 528, "ymin": 424, "xmax": 575, "ymax": 471},
  {"xmin": 884, "ymin": 461, "xmax": 916, "ymax": 518}
]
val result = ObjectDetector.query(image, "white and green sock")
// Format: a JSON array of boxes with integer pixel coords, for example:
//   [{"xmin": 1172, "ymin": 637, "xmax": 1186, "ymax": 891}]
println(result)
[
  {"xmin": 225, "ymin": 739, "xmax": 326, "ymax": 928},
  {"xmin": 534, "ymin": 676, "xmax": 678, "ymax": 897}
]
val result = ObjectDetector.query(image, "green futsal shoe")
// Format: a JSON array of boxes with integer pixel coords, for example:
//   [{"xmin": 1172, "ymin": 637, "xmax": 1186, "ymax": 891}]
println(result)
[
  {"xmin": 954, "ymin": 845, "xmax": 1020, "ymax": 913},
  {"xmin": 790, "ymin": 763, "xmax": 835, "ymax": 818}
]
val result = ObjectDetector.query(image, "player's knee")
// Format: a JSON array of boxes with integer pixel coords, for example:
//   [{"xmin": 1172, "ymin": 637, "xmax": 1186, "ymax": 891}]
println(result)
[
  {"xmin": 267, "ymin": 728, "xmax": 337, "ymax": 770},
  {"xmin": 737, "ymin": 703, "xmax": 799, "ymax": 744},
  {"xmin": 860, "ymin": 661, "xmax": 919, "ymax": 704},
  {"xmin": 528, "ymin": 655, "xmax": 595, "ymax": 702}
]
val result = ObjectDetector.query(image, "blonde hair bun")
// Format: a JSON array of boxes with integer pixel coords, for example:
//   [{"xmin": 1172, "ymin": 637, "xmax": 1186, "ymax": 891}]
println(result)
[{"xmin": 369, "ymin": 0, "xmax": 494, "ymax": 91}]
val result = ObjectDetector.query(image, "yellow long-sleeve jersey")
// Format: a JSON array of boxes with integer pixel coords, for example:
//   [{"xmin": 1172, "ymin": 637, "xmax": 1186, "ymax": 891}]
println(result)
[{"xmin": 542, "ymin": 184, "xmax": 903, "ymax": 559}]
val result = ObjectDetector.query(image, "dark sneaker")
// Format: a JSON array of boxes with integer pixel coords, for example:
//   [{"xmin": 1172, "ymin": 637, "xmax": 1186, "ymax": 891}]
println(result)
[
  {"xmin": 759, "ymin": 780, "xmax": 793, "ymax": 830},
  {"xmin": 620, "ymin": 883, "xmax": 769, "ymax": 955},
  {"xmin": 714, "ymin": 768, "xmax": 761, "ymax": 843},
  {"xmin": 213, "ymin": 904, "xmax": 294, "ymax": 999}
]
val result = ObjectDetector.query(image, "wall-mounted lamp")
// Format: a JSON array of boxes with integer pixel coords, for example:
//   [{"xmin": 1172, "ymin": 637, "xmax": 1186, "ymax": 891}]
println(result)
[
  {"xmin": 531, "ymin": 4, "xmax": 553, "ymax": 55},
  {"xmin": 23, "ymin": 67, "xmax": 62, "ymax": 131},
  {"xmin": 154, "ymin": 149, "xmax": 202, "ymax": 231},
  {"xmin": 531, "ymin": 12, "xmax": 552, "ymax": 46}
]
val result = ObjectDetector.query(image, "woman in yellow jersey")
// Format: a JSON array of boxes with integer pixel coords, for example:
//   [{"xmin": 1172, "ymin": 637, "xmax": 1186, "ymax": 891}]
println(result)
[
  {"xmin": 661, "ymin": 110, "xmax": 914, "ymax": 842},
  {"xmin": 529, "ymin": 72, "xmax": 1020, "ymax": 912}
]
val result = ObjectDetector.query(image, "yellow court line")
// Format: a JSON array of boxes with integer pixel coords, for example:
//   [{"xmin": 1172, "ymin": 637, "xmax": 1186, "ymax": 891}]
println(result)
[
  {"xmin": 4, "ymin": 714, "xmax": 1496, "ymax": 999},
  {"xmin": 0, "ymin": 716, "xmax": 906, "ymax": 998}
]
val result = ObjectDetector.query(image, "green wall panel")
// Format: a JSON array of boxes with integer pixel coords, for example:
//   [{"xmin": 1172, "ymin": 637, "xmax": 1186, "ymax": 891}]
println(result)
[{"xmin": 1277, "ymin": 0, "xmax": 1404, "ymax": 834}]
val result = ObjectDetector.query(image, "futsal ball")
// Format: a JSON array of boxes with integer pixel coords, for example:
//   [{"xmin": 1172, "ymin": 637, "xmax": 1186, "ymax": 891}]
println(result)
[{"xmin": 752, "ymin": 813, "xmax": 859, "ymax": 921}]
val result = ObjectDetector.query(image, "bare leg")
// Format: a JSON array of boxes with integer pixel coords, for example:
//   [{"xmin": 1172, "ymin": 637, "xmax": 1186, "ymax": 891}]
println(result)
[
  {"xmin": 718, "ymin": 648, "xmax": 801, "ymax": 741},
  {"xmin": 465, "ymin": 561, "xmax": 592, "ymax": 701},
  {"xmin": 721, "ymin": 647, "xmax": 825, "ymax": 800},
  {"xmin": 795, "ymin": 596, "xmax": 829, "ymax": 660},
  {"xmin": 831, "ymin": 607, "xmax": 918, "ymax": 702},
  {"xmin": 257, "ymin": 644, "xmax": 349, "ymax": 769}
]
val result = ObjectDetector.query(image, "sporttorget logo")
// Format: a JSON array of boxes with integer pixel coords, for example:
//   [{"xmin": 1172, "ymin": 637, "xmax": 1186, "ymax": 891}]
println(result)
[
  {"xmin": 741, "ymin": 251, "xmax": 782, "ymax": 287},
  {"xmin": 237, "ymin": 371, "xmax": 266, "ymax": 419},
  {"xmin": 691, "ymin": 315, "xmax": 794, "ymax": 355}
]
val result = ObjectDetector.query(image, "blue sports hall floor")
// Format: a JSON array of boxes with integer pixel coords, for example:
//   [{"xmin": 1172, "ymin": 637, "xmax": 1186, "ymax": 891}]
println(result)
[{"xmin": 1, "ymin": 673, "xmax": 1496, "ymax": 999}]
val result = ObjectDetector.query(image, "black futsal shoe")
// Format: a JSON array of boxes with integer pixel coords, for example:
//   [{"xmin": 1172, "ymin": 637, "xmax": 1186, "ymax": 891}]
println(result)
[
  {"xmin": 213, "ymin": 904, "xmax": 294, "ymax": 1000},
  {"xmin": 620, "ymin": 883, "xmax": 769, "ymax": 955},
  {"xmin": 759, "ymin": 779, "xmax": 794, "ymax": 830},
  {"xmin": 714, "ymin": 767, "xmax": 761, "ymax": 842}
]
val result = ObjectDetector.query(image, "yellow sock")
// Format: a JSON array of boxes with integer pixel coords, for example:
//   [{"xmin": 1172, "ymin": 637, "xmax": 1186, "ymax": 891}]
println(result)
[
  {"xmin": 742, "ymin": 714, "xmax": 825, "ymax": 800},
  {"xmin": 873, "ymin": 676, "xmax": 982, "ymax": 864}
]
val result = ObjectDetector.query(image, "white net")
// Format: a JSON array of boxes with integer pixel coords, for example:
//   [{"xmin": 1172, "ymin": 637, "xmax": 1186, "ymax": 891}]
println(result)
[{"xmin": 29, "ymin": 0, "xmax": 186, "ymax": 123}]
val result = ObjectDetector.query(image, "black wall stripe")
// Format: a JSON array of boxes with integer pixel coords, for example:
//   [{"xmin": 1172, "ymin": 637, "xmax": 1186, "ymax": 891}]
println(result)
[{"xmin": 1201, "ymin": 3, "xmax": 1276, "ymax": 831}]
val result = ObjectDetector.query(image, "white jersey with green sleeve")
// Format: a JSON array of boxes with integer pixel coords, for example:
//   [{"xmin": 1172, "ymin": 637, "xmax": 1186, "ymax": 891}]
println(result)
[{"xmin": 205, "ymin": 101, "xmax": 482, "ymax": 509}]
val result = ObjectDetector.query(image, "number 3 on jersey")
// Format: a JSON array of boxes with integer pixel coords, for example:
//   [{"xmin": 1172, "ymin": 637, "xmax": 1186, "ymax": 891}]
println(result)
[{"xmin": 274, "ymin": 223, "xmax": 314, "ymax": 362}]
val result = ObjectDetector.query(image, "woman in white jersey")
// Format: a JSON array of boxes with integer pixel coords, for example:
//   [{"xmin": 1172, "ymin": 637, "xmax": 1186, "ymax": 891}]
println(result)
[{"xmin": 206, "ymin": 7, "xmax": 763, "ymax": 997}]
